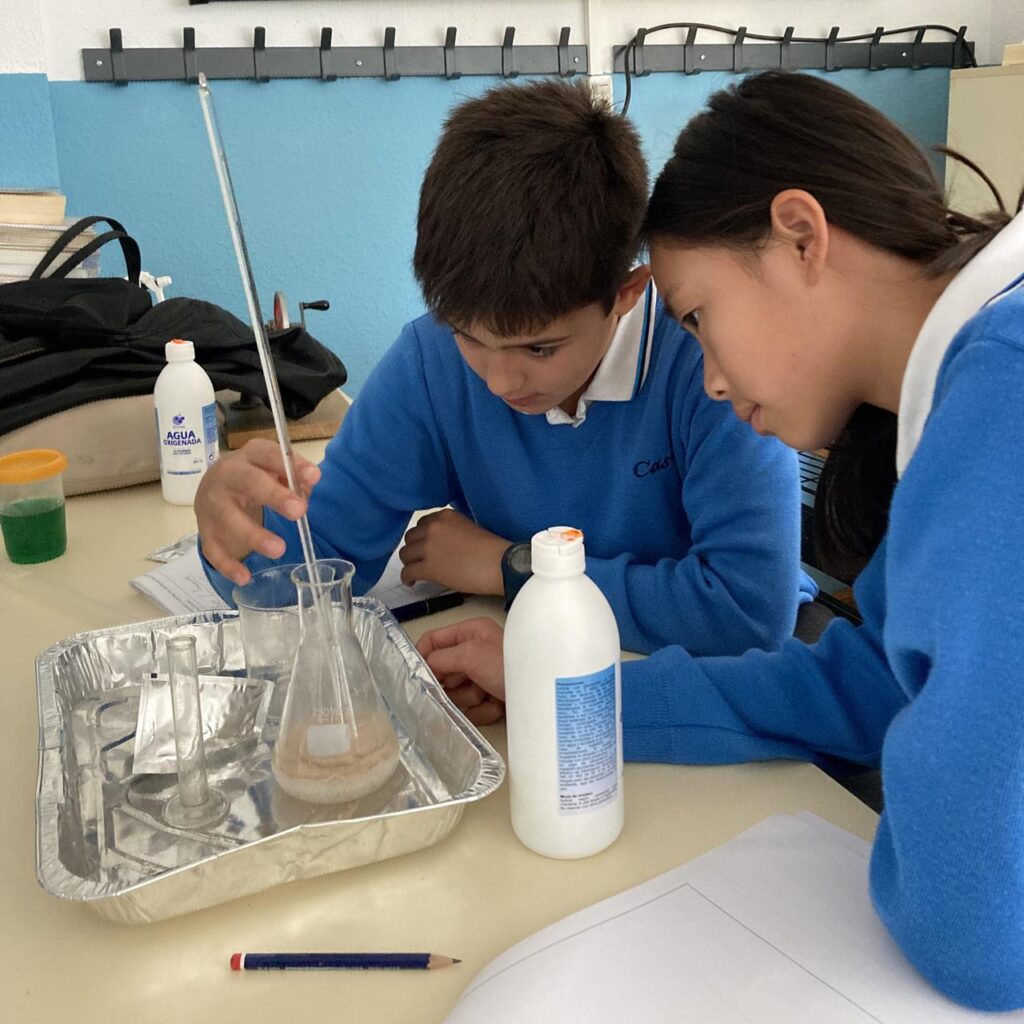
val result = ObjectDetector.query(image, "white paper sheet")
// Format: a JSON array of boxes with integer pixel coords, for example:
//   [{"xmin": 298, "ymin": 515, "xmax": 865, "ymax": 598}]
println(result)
[
  {"xmin": 444, "ymin": 814, "xmax": 1021, "ymax": 1024},
  {"xmin": 131, "ymin": 544, "xmax": 229, "ymax": 613},
  {"xmin": 131, "ymin": 537, "xmax": 451, "ymax": 616}
]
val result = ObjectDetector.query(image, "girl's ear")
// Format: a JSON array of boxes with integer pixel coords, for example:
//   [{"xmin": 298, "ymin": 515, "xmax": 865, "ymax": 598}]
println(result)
[{"xmin": 769, "ymin": 189, "xmax": 830, "ymax": 282}]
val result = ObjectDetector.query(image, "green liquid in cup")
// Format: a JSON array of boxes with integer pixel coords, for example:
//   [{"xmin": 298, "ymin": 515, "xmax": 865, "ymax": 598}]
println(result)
[{"xmin": 0, "ymin": 496, "xmax": 67, "ymax": 564}]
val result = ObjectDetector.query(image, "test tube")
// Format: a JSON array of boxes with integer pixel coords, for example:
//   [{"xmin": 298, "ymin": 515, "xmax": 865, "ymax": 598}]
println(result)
[{"xmin": 162, "ymin": 635, "xmax": 229, "ymax": 829}]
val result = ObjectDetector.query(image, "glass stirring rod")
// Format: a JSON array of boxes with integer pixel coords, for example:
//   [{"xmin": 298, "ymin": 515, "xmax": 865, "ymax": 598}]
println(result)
[{"xmin": 196, "ymin": 73, "xmax": 358, "ymax": 742}]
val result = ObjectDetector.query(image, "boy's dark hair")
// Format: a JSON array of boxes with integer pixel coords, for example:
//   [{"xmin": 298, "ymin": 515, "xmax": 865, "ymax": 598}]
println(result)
[
  {"xmin": 414, "ymin": 79, "xmax": 648, "ymax": 337},
  {"xmin": 643, "ymin": 70, "xmax": 1018, "ymax": 580}
]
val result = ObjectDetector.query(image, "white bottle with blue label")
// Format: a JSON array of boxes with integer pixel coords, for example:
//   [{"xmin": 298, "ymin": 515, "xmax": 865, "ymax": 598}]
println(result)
[
  {"xmin": 154, "ymin": 338, "xmax": 220, "ymax": 506},
  {"xmin": 503, "ymin": 527, "xmax": 623, "ymax": 858}
]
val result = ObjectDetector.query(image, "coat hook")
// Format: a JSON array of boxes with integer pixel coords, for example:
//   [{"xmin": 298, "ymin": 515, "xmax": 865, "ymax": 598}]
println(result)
[
  {"xmin": 319, "ymin": 27, "xmax": 336, "ymax": 81},
  {"xmin": 501, "ymin": 26, "xmax": 517, "ymax": 78},
  {"xmin": 780, "ymin": 26, "xmax": 794, "ymax": 69},
  {"xmin": 869, "ymin": 26, "xmax": 886, "ymax": 70},
  {"xmin": 383, "ymin": 26, "xmax": 400, "ymax": 81},
  {"xmin": 444, "ymin": 26, "xmax": 460, "ymax": 80},
  {"xmin": 682, "ymin": 25, "xmax": 699, "ymax": 75},
  {"xmin": 910, "ymin": 27, "xmax": 928, "ymax": 70},
  {"xmin": 253, "ymin": 26, "xmax": 268, "ymax": 82},
  {"xmin": 632, "ymin": 27, "xmax": 651, "ymax": 77},
  {"xmin": 183, "ymin": 26, "xmax": 198, "ymax": 83},
  {"xmin": 109, "ymin": 28, "xmax": 128, "ymax": 85},
  {"xmin": 732, "ymin": 26, "xmax": 747, "ymax": 72},
  {"xmin": 952, "ymin": 25, "xmax": 969, "ymax": 68},
  {"xmin": 557, "ymin": 27, "xmax": 575, "ymax": 77},
  {"xmin": 824, "ymin": 26, "xmax": 840, "ymax": 72}
]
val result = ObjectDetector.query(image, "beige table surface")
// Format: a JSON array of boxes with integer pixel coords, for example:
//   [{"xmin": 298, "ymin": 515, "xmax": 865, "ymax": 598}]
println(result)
[{"xmin": 0, "ymin": 450, "xmax": 878, "ymax": 1023}]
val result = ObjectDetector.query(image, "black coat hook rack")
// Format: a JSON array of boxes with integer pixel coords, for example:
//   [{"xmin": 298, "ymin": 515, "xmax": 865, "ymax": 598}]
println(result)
[
  {"xmin": 614, "ymin": 23, "xmax": 974, "ymax": 77},
  {"xmin": 82, "ymin": 26, "xmax": 587, "ymax": 83}
]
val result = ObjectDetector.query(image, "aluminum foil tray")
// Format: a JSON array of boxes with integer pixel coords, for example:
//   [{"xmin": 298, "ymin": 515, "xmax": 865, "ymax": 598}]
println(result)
[{"xmin": 36, "ymin": 600, "xmax": 505, "ymax": 924}]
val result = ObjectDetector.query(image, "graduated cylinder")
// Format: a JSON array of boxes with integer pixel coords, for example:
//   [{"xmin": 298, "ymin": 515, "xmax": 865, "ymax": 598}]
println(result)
[{"xmin": 503, "ymin": 527, "xmax": 623, "ymax": 859}]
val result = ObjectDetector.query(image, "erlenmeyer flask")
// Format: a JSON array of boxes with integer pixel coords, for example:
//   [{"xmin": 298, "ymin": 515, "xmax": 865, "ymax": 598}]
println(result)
[{"xmin": 272, "ymin": 559, "xmax": 400, "ymax": 804}]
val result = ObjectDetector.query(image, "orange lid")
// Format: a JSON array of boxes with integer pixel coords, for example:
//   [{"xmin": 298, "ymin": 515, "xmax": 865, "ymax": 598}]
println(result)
[{"xmin": 0, "ymin": 448, "xmax": 68, "ymax": 484}]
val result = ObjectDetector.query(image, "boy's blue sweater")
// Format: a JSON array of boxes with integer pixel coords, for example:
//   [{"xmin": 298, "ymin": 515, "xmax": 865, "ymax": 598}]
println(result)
[
  {"xmin": 620, "ymin": 289, "xmax": 1024, "ymax": 1010},
  {"xmin": 206, "ymin": 305, "xmax": 809, "ymax": 655}
]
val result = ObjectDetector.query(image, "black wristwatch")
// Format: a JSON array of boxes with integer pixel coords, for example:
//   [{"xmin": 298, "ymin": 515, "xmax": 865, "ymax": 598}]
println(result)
[{"xmin": 500, "ymin": 542, "xmax": 533, "ymax": 610}]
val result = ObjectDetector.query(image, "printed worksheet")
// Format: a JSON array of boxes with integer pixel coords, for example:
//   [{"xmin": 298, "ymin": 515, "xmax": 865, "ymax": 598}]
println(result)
[{"xmin": 444, "ymin": 814, "xmax": 1021, "ymax": 1024}]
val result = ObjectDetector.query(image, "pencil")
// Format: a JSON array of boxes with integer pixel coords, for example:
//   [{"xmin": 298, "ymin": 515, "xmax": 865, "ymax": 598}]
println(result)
[
  {"xmin": 230, "ymin": 952, "xmax": 461, "ymax": 971},
  {"xmin": 392, "ymin": 591, "xmax": 464, "ymax": 623}
]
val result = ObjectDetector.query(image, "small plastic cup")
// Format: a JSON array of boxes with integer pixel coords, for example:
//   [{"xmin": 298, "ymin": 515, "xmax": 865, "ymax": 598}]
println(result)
[{"xmin": 0, "ymin": 449, "xmax": 69, "ymax": 564}]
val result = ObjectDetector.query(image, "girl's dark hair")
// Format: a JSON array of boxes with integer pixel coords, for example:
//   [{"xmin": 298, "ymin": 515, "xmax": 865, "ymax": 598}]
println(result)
[{"xmin": 645, "ymin": 70, "xmax": 1017, "ymax": 579}]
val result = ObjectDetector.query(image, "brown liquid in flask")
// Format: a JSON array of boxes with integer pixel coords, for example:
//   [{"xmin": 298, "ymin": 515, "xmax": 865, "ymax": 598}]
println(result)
[{"xmin": 272, "ymin": 560, "xmax": 400, "ymax": 804}]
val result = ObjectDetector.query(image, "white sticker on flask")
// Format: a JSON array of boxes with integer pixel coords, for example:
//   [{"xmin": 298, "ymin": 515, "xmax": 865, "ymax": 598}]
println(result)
[
  {"xmin": 306, "ymin": 722, "xmax": 351, "ymax": 757},
  {"xmin": 555, "ymin": 664, "xmax": 618, "ymax": 814}
]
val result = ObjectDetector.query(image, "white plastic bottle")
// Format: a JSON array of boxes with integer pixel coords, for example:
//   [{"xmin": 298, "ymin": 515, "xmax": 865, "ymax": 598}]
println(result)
[
  {"xmin": 503, "ymin": 526, "xmax": 623, "ymax": 858},
  {"xmin": 154, "ymin": 338, "xmax": 219, "ymax": 505}
]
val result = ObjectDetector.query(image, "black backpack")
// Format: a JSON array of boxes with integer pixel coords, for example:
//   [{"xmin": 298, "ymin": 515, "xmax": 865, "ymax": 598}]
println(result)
[{"xmin": 0, "ymin": 217, "xmax": 347, "ymax": 436}]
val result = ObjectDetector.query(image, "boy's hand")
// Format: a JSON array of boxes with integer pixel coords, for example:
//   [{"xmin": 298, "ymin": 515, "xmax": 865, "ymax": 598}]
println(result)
[
  {"xmin": 399, "ymin": 509, "xmax": 509, "ymax": 596},
  {"xmin": 194, "ymin": 439, "xmax": 321, "ymax": 587},
  {"xmin": 417, "ymin": 617, "xmax": 506, "ymax": 726}
]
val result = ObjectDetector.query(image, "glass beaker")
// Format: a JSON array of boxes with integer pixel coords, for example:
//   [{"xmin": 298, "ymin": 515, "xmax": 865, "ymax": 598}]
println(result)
[
  {"xmin": 234, "ymin": 563, "xmax": 302, "ymax": 734},
  {"xmin": 272, "ymin": 559, "xmax": 400, "ymax": 804}
]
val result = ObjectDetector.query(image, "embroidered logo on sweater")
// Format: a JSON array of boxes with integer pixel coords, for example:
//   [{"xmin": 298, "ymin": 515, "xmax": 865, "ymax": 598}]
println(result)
[{"xmin": 633, "ymin": 454, "xmax": 675, "ymax": 478}]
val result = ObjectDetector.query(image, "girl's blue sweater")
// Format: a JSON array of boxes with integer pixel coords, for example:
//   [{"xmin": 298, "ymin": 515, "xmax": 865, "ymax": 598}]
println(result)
[{"xmin": 621, "ymin": 288, "xmax": 1024, "ymax": 1010}]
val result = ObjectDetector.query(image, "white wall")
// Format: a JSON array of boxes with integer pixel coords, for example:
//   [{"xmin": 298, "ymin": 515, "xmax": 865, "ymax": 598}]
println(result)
[
  {"xmin": 0, "ymin": 0, "xmax": 1011, "ymax": 79},
  {"xmin": 990, "ymin": 4, "xmax": 1024, "ymax": 61},
  {"xmin": 2, "ymin": 0, "xmax": 47, "ymax": 72}
]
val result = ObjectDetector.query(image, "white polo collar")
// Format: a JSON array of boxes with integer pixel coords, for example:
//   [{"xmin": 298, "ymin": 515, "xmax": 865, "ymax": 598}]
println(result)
[
  {"xmin": 897, "ymin": 211, "xmax": 1024, "ymax": 476},
  {"xmin": 546, "ymin": 280, "xmax": 656, "ymax": 427}
]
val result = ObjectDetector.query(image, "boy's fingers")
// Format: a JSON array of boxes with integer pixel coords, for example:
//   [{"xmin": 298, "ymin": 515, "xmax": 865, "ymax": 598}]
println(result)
[
  {"xmin": 201, "ymin": 500, "xmax": 285, "ymax": 561},
  {"xmin": 297, "ymin": 460, "xmax": 321, "ymax": 491},
  {"xmin": 200, "ymin": 538, "xmax": 250, "ymax": 587},
  {"xmin": 424, "ymin": 640, "xmax": 502, "ymax": 698},
  {"xmin": 445, "ymin": 681, "xmax": 488, "ymax": 711},
  {"xmin": 417, "ymin": 618, "xmax": 501, "ymax": 660},
  {"xmin": 402, "ymin": 523, "xmax": 425, "ymax": 547},
  {"xmin": 467, "ymin": 699, "xmax": 506, "ymax": 727},
  {"xmin": 239, "ymin": 439, "xmax": 289, "ymax": 477},
  {"xmin": 233, "ymin": 443, "xmax": 311, "ymax": 517},
  {"xmin": 251, "ymin": 527, "xmax": 287, "ymax": 560},
  {"xmin": 400, "ymin": 563, "xmax": 424, "ymax": 586},
  {"xmin": 397, "ymin": 539, "xmax": 424, "ymax": 566},
  {"xmin": 228, "ymin": 459, "xmax": 306, "ymax": 521},
  {"xmin": 423, "ymin": 645, "xmax": 472, "ymax": 679},
  {"xmin": 416, "ymin": 629, "xmax": 444, "ymax": 659},
  {"xmin": 438, "ymin": 672, "xmax": 469, "ymax": 688}
]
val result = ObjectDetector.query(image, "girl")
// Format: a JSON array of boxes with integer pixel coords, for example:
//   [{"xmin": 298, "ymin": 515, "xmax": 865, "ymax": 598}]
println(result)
[{"xmin": 417, "ymin": 71, "xmax": 1024, "ymax": 1010}]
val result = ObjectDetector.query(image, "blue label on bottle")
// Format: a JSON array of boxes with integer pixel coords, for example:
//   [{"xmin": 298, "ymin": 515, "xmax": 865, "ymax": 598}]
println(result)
[
  {"xmin": 202, "ymin": 402, "xmax": 218, "ymax": 465},
  {"xmin": 555, "ymin": 663, "xmax": 618, "ymax": 814}
]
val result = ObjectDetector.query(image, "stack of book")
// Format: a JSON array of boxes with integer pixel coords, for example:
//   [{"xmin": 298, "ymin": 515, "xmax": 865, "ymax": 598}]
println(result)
[{"xmin": 0, "ymin": 190, "xmax": 99, "ymax": 284}]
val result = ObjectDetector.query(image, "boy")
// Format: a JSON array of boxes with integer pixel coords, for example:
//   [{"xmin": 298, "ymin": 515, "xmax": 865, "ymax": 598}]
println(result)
[{"xmin": 196, "ymin": 79, "xmax": 811, "ymax": 657}]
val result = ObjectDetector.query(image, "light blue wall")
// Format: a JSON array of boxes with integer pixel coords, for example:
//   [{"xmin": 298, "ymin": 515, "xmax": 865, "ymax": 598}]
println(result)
[
  {"xmin": 622, "ymin": 68, "xmax": 951, "ymax": 180},
  {"xmin": 1, "ymin": 69, "xmax": 949, "ymax": 392},
  {"xmin": 46, "ymin": 77, "xmax": 494, "ymax": 392},
  {"xmin": 0, "ymin": 73, "xmax": 61, "ymax": 188}
]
